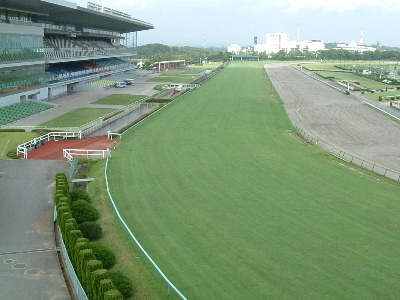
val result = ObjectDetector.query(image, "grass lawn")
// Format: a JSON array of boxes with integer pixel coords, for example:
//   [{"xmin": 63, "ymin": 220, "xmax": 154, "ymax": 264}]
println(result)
[
  {"xmin": 363, "ymin": 90, "xmax": 400, "ymax": 101},
  {"xmin": 39, "ymin": 107, "xmax": 116, "ymax": 127},
  {"xmin": 0, "ymin": 132, "xmax": 39, "ymax": 159},
  {"xmin": 87, "ymin": 159, "xmax": 172, "ymax": 300},
  {"xmin": 106, "ymin": 61, "xmax": 400, "ymax": 299},
  {"xmin": 146, "ymin": 76, "xmax": 196, "ymax": 83},
  {"xmin": 316, "ymin": 70, "xmax": 387, "ymax": 90},
  {"xmin": 92, "ymin": 94, "xmax": 147, "ymax": 106}
]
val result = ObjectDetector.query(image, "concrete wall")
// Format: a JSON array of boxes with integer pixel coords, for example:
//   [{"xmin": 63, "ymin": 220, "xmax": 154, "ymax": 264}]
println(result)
[{"xmin": 0, "ymin": 87, "xmax": 48, "ymax": 107}]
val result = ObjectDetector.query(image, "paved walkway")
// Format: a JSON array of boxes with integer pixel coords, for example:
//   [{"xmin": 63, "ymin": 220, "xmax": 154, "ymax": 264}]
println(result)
[{"xmin": 0, "ymin": 160, "xmax": 71, "ymax": 300}]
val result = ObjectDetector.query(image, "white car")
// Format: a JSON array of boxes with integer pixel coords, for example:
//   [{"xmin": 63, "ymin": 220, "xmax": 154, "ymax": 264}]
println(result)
[{"xmin": 114, "ymin": 82, "xmax": 127, "ymax": 88}]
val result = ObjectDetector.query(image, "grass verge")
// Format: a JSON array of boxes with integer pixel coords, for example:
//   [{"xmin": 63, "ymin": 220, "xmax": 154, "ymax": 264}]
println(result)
[
  {"xmin": 92, "ymin": 95, "xmax": 148, "ymax": 106},
  {"xmin": 39, "ymin": 108, "xmax": 116, "ymax": 127},
  {"xmin": 0, "ymin": 132, "xmax": 39, "ymax": 159},
  {"xmin": 87, "ymin": 159, "xmax": 173, "ymax": 300}
]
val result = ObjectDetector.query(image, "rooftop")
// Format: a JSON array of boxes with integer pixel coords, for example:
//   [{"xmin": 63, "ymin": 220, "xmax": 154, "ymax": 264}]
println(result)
[{"xmin": 1, "ymin": 0, "xmax": 154, "ymax": 33}]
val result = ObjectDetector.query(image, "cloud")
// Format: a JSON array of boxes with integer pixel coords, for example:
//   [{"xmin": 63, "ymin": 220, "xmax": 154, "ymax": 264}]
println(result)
[{"xmin": 261, "ymin": 0, "xmax": 400, "ymax": 12}]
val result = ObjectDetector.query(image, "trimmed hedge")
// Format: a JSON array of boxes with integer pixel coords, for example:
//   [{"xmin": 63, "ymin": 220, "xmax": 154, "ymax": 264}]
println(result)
[
  {"xmin": 54, "ymin": 173, "xmax": 124, "ymax": 300},
  {"xmin": 70, "ymin": 188, "xmax": 91, "ymax": 203},
  {"xmin": 109, "ymin": 270, "xmax": 135, "ymax": 299},
  {"xmin": 89, "ymin": 242, "xmax": 116, "ymax": 269},
  {"xmin": 71, "ymin": 200, "xmax": 99, "ymax": 223},
  {"xmin": 78, "ymin": 221, "xmax": 103, "ymax": 240}
]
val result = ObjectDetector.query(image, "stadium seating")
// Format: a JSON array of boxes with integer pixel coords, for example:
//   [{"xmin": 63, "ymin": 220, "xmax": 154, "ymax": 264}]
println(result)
[
  {"xmin": 0, "ymin": 101, "xmax": 53, "ymax": 125},
  {"xmin": 86, "ymin": 79, "xmax": 116, "ymax": 88}
]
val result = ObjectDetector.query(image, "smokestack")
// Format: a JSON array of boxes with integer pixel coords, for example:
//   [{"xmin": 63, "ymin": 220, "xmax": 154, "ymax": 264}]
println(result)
[
  {"xmin": 360, "ymin": 27, "xmax": 364, "ymax": 46},
  {"xmin": 297, "ymin": 21, "xmax": 300, "ymax": 42}
]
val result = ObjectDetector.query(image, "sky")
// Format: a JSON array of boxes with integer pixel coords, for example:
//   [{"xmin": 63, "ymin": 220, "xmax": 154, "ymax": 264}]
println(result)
[{"xmin": 72, "ymin": 0, "xmax": 400, "ymax": 48}]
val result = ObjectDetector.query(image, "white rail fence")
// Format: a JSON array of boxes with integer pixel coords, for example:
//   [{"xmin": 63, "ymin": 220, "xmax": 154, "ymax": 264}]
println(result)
[
  {"xmin": 330, "ymin": 147, "xmax": 400, "ymax": 181},
  {"xmin": 363, "ymin": 101, "xmax": 400, "ymax": 123},
  {"xmin": 291, "ymin": 64, "xmax": 347, "ymax": 94},
  {"xmin": 293, "ymin": 124, "xmax": 319, "ymax": 145},
  {"xmin": 17, "ymin": 131, "xmax": 81, "ymax": 159},
  {"xmin": 104, "ymin": 155, "xmax": 187, "ymax": 299}
]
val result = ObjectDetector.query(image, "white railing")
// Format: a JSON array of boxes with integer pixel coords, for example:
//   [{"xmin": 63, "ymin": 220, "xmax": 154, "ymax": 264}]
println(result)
[
  {"xmin": 293, "ymin": 124, "xmax": 319, "ymax": 145},
  {"xmin": 63, "ymin": 149, "xmax": 111, "ymax": 161},
  {"xmin": 17, "ymin": 131, "xmax": 81, "ymax": 159},
  {"xmin": 363, "ymin": 101, "xmax": 400, "ymax": 122},
  {"xmin": 389, "ymin": 100, "xmax": 400, "ymax": 107},
  {"xmin": 291, "ymin": 64, "xmax": 347, "ymax": 94},
  {"xmin": 330, "ymin": 147, "xmax": 400, "ymax": 181},
  {"xmin": 108, "ymin": 131, "xmax": 121, "ymax": 140}
]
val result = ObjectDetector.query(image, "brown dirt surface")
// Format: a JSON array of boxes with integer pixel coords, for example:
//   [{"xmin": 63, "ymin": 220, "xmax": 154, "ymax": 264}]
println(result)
[
  {"xmin": 26, "ymin": 136, "xmax": 119, "ymax": 160},
  {"xmin": 265, "ymin": 63, "xmax": 400, "ymax": 172}
]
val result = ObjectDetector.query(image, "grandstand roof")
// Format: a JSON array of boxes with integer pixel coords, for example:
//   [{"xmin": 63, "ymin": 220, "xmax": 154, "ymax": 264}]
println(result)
[{"xmin": 1, "ymin": 0, "xmax": 154, "ymax": 33}]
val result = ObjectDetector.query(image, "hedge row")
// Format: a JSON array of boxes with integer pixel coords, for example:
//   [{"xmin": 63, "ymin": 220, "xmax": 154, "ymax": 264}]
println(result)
[{"xmin": 55, "ymin": 173, "xmax": 124, "ymax": 300}]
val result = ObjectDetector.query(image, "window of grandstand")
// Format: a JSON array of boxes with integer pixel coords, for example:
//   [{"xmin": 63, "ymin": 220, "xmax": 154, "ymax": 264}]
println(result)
[
  {"xmin": 0, "ymin": 35, "xmax": 44, "ymax": 61},
  {"xmin": 0, "ymin": 66, "xmax": 45, "ymax": 93},
  {"xmin": 42, "ymin": 23, "xmax": 75, "ymax": 31},
  {"xmin": 83, "ymin": 28, "xmax": 120, "ymax": 37}
]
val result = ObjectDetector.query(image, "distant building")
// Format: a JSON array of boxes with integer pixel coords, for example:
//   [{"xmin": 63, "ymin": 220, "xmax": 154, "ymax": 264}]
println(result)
[
  {"xmin": 254, "ymin": 32, "xmax": 325, "ymax": 54},
  {"xmin": 227, "ymin": 44, "xmax": 242, "ymax": 55},
  {"xmin": 334, "ymin": 41, "xmax": 376, "ymax": 52}
]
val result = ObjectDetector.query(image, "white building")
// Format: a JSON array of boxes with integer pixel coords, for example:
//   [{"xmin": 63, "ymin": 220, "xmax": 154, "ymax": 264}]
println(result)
[
  {"xmin": 254, "ymin": 32, "xmax": 325, "ymax": 54},
  {"xmin": 227, "ymin": 44, "xmax": 242, "ymax": 55},
  {"xmin": 334, "ymin": 41, "xmax": 376, "ymax": 52}
]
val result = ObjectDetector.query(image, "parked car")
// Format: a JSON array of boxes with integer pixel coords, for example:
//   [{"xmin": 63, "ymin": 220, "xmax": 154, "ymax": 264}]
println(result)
[
  {"xmin": 114, "ymin": 82, "xmax": 127, "ymax": 88},
  {"xmin": 124, "ymin": 79, "xmax": 134, "ymax": 85}
]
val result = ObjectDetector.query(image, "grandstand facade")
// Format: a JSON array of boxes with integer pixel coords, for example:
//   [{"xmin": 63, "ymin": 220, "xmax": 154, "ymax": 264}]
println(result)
[{"xmin": 0, "ymin": 0, "xmax": 153, "ymax": 107}]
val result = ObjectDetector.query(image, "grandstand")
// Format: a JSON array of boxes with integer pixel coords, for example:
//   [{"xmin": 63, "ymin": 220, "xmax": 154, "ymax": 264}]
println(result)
[
  {"xmin": 0, "ymin": 101, "xmax": 53, "ymax": 125},
  {"xmin": 0, "ymin": 0, "xmax": 153, "ymax": 115}
]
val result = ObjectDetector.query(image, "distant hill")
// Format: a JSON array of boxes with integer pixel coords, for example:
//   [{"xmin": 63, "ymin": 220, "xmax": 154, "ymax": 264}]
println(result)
[{"xmin": 135, "ymin": 43, "xmax": 229, "ymax": 63}]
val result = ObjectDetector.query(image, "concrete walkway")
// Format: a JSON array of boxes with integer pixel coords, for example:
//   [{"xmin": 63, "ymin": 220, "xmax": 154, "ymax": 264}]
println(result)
[{"xmin": 0, "ymin": 159, "xmax": 71, "ymax": 300}]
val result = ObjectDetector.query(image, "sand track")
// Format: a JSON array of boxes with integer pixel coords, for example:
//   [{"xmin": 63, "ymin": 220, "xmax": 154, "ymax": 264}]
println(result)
[{"xmin": 265, "ymin": 63, "xmax": 400, "ymax": 172}]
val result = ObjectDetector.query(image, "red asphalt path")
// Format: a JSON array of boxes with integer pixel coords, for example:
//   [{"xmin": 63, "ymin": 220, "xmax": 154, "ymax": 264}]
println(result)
[{"xmin": 26, "ymin": 135, "xmax": 120, "ymax": 160}]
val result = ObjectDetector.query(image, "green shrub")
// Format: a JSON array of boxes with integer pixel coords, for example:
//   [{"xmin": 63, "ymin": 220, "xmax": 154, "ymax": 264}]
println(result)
[
  {"xmin": 0, "ymin": 128, "xmax": 25, "ymax": 132},
  {"xmin": 109, "ymin": 270, "xmax": 134, "ymax": 299},
  {"xmin": 99, "ymin": 279, "xmax": 115, "ymax": 300},
  {"xmin": 91, "ymin": 269, "xmax": 110, "ymax": 300},
  {"xmin": 6, "ymin": 149, "xmax": 20, "ymax": 159},
  {"xmin": 89, "ymin": 242, "xmax": 116, "ymax": 269},
  {"xmin": 73, "ymin": 238, "xmax": 90, "ymax": 268},
  {"xmin": 70, "ymin": 188, "xmax": 91, "ymax": 203},
  {"xmin": 104, "ymin": 289, "xmax": 124, "ymax": 300},
  {"xmin": 78, "ymin": 221, "xmax": 102, "ymax": 240},
  {"xmin": 78, "ymin": 157, "xmax": 97, "ymax": 165},
  {"xmin": 77, "ymin": 249, "xmax": 96, "ymax": 286},
  {"xmin": 84, "ymin": 260, "xmax": 103, "ymax": 299},
  {"xmin": 379, "ymin": 96, "xmax": 383, "ymax": 101},
  {"xmin": 71, "ymin": 200, "xmax": 99, "ymax": 223}
]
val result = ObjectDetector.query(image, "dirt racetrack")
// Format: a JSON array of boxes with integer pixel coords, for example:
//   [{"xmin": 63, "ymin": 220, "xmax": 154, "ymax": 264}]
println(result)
[{"xmin": 265, "ymin": 63, "xmax": 400, "ymax": 173}]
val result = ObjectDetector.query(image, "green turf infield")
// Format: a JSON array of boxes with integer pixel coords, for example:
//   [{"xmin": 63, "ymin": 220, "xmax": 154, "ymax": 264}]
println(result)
[
  {"xmin": 92, "ymin": 94, "xmax": 147, "ymax": 105},
  {"xmin": 107, "ymin": 61, "xmax": 400, "ymax": 299},
  {"xmin": 39, "ymin": 107, "xmax": 116, "ymax": 127}
]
